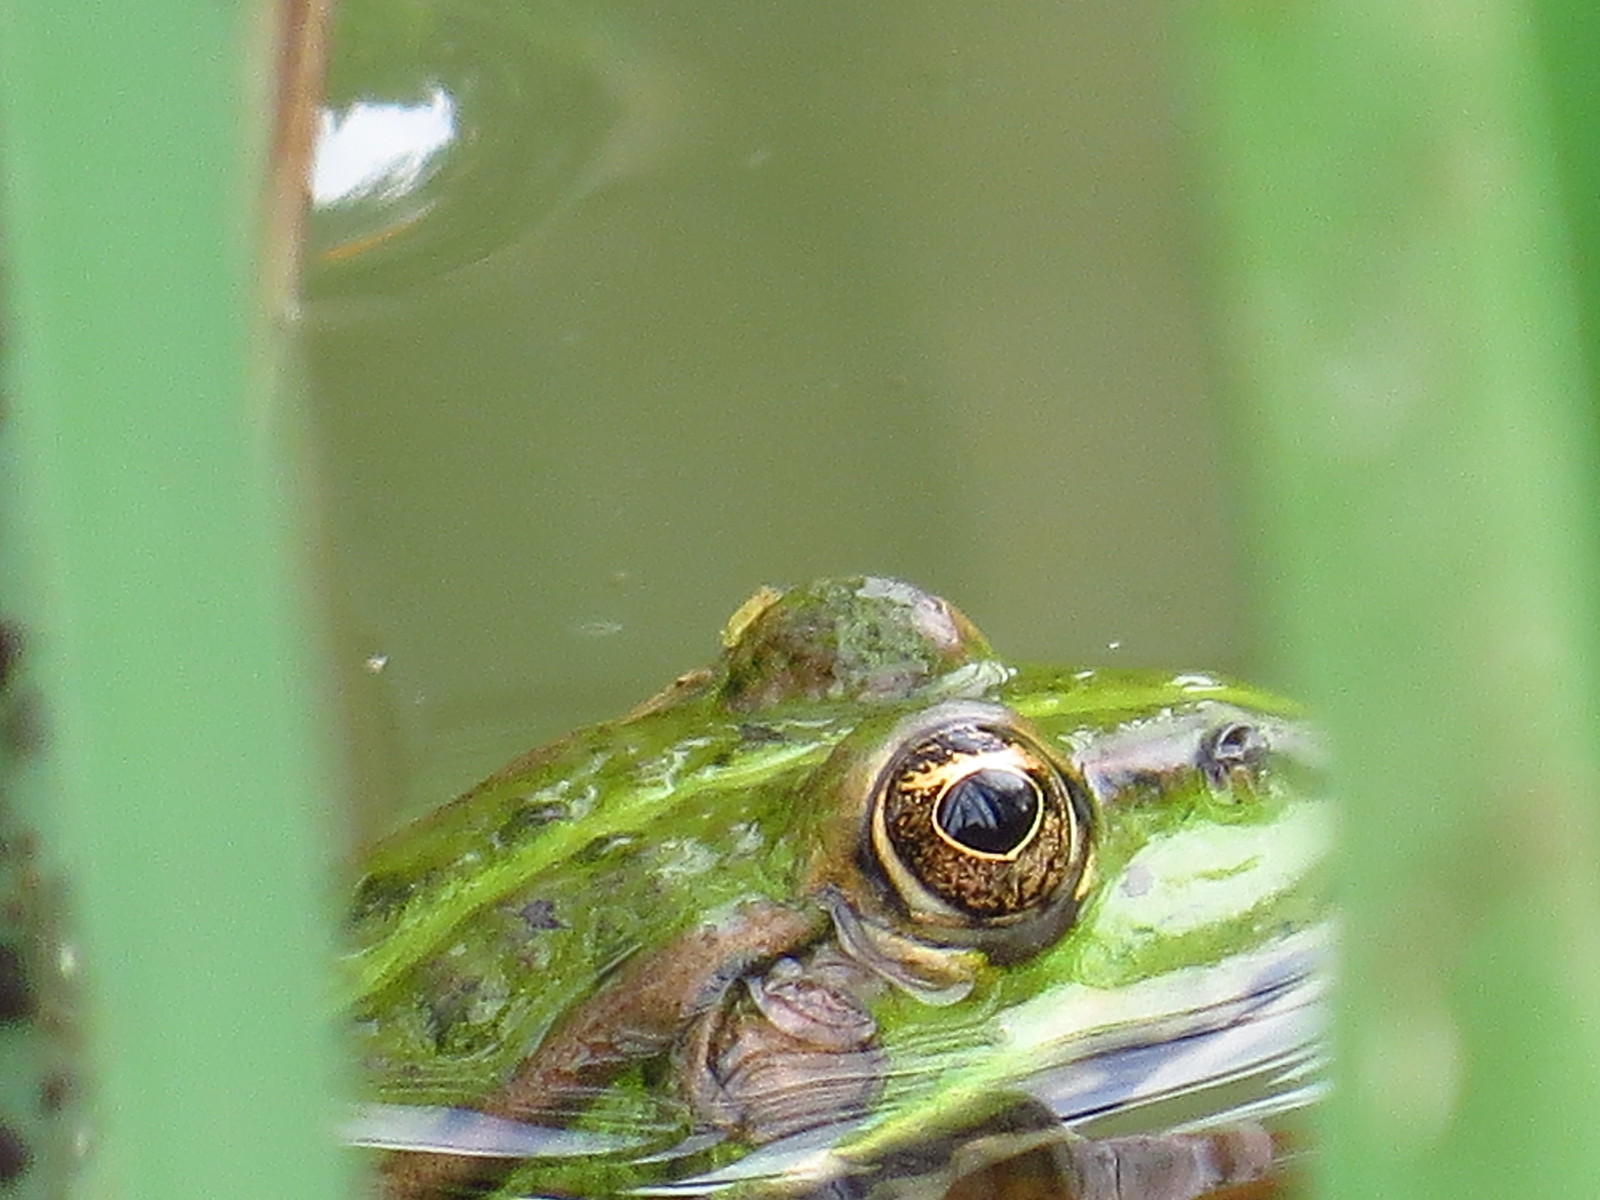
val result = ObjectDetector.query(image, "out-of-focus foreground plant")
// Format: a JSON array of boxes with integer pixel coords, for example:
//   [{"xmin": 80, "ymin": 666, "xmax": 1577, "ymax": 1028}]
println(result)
[{"xmin": 1191, "ymin": 3, "xmax": 1600, "ymax": 1198}]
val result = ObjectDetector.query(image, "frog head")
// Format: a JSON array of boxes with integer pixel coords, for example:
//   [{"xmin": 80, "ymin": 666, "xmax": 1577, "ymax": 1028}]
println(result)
[{"xmin": 349, "ymin": 577, "xmax": 1329, "ymax": 1200}]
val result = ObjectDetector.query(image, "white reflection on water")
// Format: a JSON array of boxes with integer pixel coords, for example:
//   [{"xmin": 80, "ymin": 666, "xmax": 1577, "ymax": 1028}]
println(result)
[{"xmin": 312, "ymin": 87, "xmax": 458, "ymax": 207}]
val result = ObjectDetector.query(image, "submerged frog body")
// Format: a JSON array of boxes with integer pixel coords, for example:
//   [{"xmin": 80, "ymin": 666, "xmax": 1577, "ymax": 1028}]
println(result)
[{"xmin": 346, "ymin": 578, "xmax": 1328, "ymax": 1200}]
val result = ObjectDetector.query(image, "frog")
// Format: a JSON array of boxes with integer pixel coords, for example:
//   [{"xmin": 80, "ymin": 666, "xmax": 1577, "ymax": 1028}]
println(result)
[{"xmin": 344, "ymin": 577, "xmax": 1330, "ymax": 1200}]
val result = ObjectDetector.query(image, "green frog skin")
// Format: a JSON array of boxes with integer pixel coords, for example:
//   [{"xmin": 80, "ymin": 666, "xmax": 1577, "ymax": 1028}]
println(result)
[{"xmin": 344, "ymin": 578, "xmax": 1328, "ymax": 1200}]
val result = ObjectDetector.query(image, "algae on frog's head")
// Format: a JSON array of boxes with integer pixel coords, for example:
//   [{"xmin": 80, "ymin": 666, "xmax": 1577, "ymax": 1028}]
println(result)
[
  {"xmin": 718, "ymin": 576, "xmax": 993, "ymax": 712},
  {"xmin": 349, "ymin": 578, "xmax": 1330, "ymax": 1200}
]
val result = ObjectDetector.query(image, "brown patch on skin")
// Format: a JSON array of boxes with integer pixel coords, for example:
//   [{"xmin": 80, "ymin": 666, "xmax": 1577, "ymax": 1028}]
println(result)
[
  {"xmin": 377, "ymin": 899, "xmax": 826, "ymax": 1200},
  {"xmin": 1062, "ymin": 1128, "xmax": 1278, "ymax": 1200},
  {"xmin": 683, "ymin": 950, "xmax": 886, "ymax": 1143},
  {"xmin": 619, "ymin": 668, "xmax": 716, "ymax": 723},
  {"xmin": 477, "ymin": 732, "xmax": 579, "ymax": 789},
  {"xmin": 0, "ymin": 1119, "xmax": 30, "ymax": 1185},
  {"xmin": 1189, "ymin": 1128, "xmax": 1301, "ymax": 1200},
  {"xmin": 942, "ymin": 1138, "xmax": 1072, "ymax": 1200},
  {"xmin": 942, "ymin": 1125, "xmax": 1282, "ymax": 1200},
  {"xmin": 719, "ymin": 578, "xmax": 992, "ymax": 712}
]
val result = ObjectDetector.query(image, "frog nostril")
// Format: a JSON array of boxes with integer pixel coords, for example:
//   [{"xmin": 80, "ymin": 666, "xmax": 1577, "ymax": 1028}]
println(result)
[
  {"xmin": 934, "ymin": 770, "xmax": 1041, "ymax": 857},
  {"xmin": 1201, "ymin": 720, "xmax": 1274, "ymax": 794},
  {"xmin": 1215, "ymin": 722, "xmax": 1254, "ymax": 754}
]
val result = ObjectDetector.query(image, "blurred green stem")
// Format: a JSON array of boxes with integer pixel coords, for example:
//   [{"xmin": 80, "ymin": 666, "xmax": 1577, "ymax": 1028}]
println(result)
[
  {"xmin": 1192, "ymin": 1, "xmax": 1600, "ymax": 1197},
  {"xmin": 0, "ymin": 3, "xmax": 346, "ymax": 1197}
]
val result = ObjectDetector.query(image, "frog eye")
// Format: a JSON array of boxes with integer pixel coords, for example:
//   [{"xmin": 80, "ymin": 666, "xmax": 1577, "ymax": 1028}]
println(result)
[
  {"xmin": 869, "ymin": 708, "xmax": 1092, "ymax": 925},
  {"xmin": 934, "ymin": 766, "xmax": 1042, "ymax": 857}
]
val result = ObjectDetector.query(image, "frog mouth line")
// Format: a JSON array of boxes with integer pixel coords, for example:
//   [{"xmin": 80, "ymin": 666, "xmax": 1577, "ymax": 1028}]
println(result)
[{"xmin": 342, "ymin": 923, "xmax": 1330, "ymax": 1194}]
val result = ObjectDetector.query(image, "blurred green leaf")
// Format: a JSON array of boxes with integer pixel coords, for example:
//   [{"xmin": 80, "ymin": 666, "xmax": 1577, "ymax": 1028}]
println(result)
[
  {"xmin": 0, "ymin": 3, "xmax": 348, "ymax": 1197},
  {"xmin": 1191, "ymin": 2, "xmax": 1600, "ymax": 1197}
]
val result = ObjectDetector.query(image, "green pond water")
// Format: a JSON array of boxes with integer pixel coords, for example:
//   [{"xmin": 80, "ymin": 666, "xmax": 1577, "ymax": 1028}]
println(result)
[{"xmin": 300, "ymin": 0, "xmax": 1251, "ymax": 833}]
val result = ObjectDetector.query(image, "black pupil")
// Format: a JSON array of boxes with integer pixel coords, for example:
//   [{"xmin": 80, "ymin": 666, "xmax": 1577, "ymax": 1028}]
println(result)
[{"xmin": 935, "ymin": 768, "xmax": 1040, "ymax": 855}]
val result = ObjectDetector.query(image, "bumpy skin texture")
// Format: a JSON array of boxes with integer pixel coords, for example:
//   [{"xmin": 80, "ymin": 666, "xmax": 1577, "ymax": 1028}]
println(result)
[
  {"xmin": 719, "ymin": 577, "xmax": 991, "ymax": 711},
  {"xmin": 682, "ymin": 945, "xmax": 889, "ymax": 1145},
  {"xmin": 363, "ymin": 579, "xmax": 998, "ymax": 1199},
  {"xmin": 348, "ymin": 579, "xmax": 1324, "ymax": 1200},
  {"xmin": 379, "ymin": 902, "xmax": 825, "ymax": 1200}
]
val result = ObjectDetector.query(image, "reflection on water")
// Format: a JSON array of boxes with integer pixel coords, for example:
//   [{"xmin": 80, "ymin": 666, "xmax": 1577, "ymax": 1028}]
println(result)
[
  {"xmin": 884, "ymin": 1115, "xmax": 1298, "ymax": 1200},
  {"xmin": 311, "ymin": 88, "xmax": 458, "ymax": 269},
  {"xmin": 310, "ymin": 5, "xmax": 1321, "ymax": 1196},
  {"xmin": 345, "ymin": 923, "xmax": 1323, "ymax": 1199},
  {"xmin": 305, "ymin": 1, "xmax": 693, "ymax": 300},
  {"xmin": 313, "ymin": 88, "xmax": 457, "ymax": 208},
  {"xmin": 305, "ymin": 0, "xmax": 1248, "ymax": 851}
]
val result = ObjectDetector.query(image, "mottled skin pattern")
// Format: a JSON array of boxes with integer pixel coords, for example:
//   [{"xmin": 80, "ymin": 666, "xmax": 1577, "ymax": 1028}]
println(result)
[
  {"xmin": 348, "ymin": 579, "xmax": 1326, "ymax": 1200},
  {"xmin": 357, "ymin": 580, "xmax": 1003, "ymax": 1199},
  {"xmin": 379, "ymin": 901, "xmax": 825, "ymax": 1200}
]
